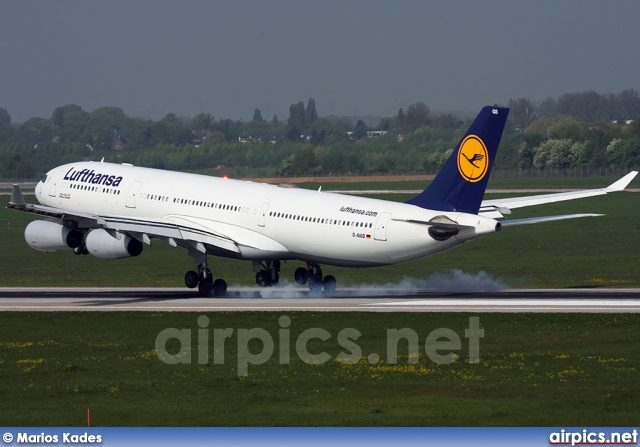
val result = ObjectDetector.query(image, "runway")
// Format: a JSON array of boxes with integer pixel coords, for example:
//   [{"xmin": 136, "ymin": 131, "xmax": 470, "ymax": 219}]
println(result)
[{"xmin": 0, "ymin": 287, "xmax": 639, "ymax": 312}]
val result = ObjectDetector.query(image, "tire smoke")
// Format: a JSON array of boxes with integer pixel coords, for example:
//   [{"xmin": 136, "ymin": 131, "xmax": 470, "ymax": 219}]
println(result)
[{"xmin": 232, "ymin": 269, "xmax": 507, "ymax": 298}]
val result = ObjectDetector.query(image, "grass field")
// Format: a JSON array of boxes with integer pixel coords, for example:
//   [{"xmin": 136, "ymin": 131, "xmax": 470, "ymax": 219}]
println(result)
[
  {"xmin": 0, "ymin": 312, "xmax": 638, "ymax": 426},
  {"xmin": 0, "ymin": 176, "xmax": 639, "ymax": 427}
]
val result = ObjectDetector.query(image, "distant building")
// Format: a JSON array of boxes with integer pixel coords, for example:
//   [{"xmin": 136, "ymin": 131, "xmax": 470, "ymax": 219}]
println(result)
[
  {"xmin": 191, "ymin": 130, "xmax": 210, "ymax": 147},
  {"xmin": 239, "ymin": 131, "xmax": 286, "ymax": 144},
  {"xmin": 346, "ymin": 130, "xmax": 390, "ymax": 141}
]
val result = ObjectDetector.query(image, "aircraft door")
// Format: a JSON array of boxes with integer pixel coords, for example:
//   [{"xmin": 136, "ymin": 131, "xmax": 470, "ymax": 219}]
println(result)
[
  {"xmin": 258, "ymin": 202, "xmax": 270, "ymax": 227},
  {"xmin": 374, "ymin": 212, "xmax": 391, "ymax": 241},
  {"xmin": 126, "ymin": 181, "xmax": 143, "ymax": 208},
  {"xmin": 48, "ymin": 171, "xmax": 60, "ymax": 197}
]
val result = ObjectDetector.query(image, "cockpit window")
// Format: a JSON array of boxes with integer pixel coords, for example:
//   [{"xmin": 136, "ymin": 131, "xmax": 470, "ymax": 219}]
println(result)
[{"xmin": 41, "ymin": 174, "xmax": 48, "ymax": 183}]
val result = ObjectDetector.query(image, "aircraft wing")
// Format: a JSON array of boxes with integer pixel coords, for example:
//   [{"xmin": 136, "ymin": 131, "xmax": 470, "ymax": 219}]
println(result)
[
  {"xmin": 478, "ymin": 171, "xmax": 637, "ymax": 222},
  {"xmin": 7, "ymin": 185, "xmax": 105, "ymax": 226},
  {"xmin": 8, "ymin": 184, "xmax": 284, "ymax": 256}
]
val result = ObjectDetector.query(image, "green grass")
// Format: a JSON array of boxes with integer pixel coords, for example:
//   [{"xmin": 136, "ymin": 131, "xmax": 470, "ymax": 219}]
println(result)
[
  {"xmin": 2, "ymin": 189, "xmax": 639, "ymax": 288},
  {"xmin": 0, "ymin": 312, "xmax": 638, "ymax": 426}
]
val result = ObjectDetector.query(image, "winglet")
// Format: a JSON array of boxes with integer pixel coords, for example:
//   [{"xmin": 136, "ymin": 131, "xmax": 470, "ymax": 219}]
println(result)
[
  {"xmin": 10, "ymin": 184, "xmax": 26, "ymax": 206},
  {"xmin": 606, "ymin": 171, "xmax": 638, "ymax": 192}
]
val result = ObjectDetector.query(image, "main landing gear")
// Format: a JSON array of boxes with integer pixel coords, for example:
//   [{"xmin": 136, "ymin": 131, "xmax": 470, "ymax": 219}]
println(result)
[
  {"xmin": 73, "ymin": 243, "xmax": 89, "ymax": 255},
  {"xmin": 253, "ymin": 261, "xmax": 336, "ymax": 293},
  {"xmin": 255, "ymin": 260, "xmax": 280, "ymax": 287},
  {"xmin": 185, "ymin": 256, "xmax": 227, "ymax": 297},
  {"xmin": 293, "ymin": 262, "xmax": 336, "ymax": 294},
  {"xmin": 183, "ymin": 251, "xmax": 336, "ymax": 296}
]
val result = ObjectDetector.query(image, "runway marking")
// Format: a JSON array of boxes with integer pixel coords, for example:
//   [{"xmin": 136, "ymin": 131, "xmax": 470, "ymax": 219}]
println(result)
[
  {"xmin": 0, "ymin": 288, "xmax": 639, "ymax": 312},
  {"xmin": 1, "ymin": 301, "xmax": 640, "ymax": 313},
  {"xmin": 373, "ymin": 299, "xmax": 640, "ymax": 307}
]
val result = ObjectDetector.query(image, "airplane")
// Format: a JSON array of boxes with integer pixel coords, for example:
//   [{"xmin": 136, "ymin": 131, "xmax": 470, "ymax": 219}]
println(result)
[{"xmin": 6, "ymin": 106, "xmax": 638, "ymax": 296}]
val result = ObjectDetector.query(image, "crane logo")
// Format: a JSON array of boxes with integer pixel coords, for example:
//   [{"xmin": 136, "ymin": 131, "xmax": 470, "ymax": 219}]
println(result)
[{"xmin": 457, "ymin": 135, "xmax": 489, "ymax": 183}]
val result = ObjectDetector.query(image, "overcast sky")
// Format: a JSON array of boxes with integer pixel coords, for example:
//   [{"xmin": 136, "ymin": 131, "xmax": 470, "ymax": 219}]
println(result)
[{"xmin": 1, "ymin": 0, "xmax": 639, "ymax": 122}]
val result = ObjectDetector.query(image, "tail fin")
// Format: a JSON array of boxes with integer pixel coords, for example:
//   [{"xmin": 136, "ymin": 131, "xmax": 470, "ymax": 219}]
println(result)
[{"xmin": 406, "ymin": 106, "xmax": 509, "ymax": 214}]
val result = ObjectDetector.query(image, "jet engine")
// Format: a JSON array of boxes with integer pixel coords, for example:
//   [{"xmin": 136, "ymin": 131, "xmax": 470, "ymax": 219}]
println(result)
[
  {"xmin": 25, "ymin": 220, "xmax": 83, "ymax": 252},
  {"xmin": 85, "ymin": 229, "xmax": 143, "ymax": 259}
]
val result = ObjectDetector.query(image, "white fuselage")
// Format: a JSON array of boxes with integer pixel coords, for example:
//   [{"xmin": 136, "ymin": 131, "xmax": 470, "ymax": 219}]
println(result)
[{"xmin": 35, "ymin": 162, "xmax": 499, "ymax": 267}]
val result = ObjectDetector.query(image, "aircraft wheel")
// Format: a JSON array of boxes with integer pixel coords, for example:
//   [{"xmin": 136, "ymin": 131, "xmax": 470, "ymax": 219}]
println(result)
[
  {"xmin": 308, "ymin": 264, "xmax": 323, "ymax": 293},
  {"xmin": 73, "ymin": 244, "xmax": 88, "ymax": 256},
  {"xmin": 213, "ymin": 279, "xmax": 227, "ymax": 296},
  {"xmin": 309, "ymin": 274, "xmax": 323, "ymax": 293},
  {"xmin": 309, "ymin": 279, "xmax": 323, "ymax": 293},
  {"xmin": 185, "ymin": 270, "xmax": 199, "ymax": 289},
  {"xmin": 198, "ymin": 276, "xmax": 213, "ymax": 297},
  {"xmin": 294, "ymin": 267, "xmax": 309, "ymax": 285},
  {"xmin": 322, "ymin": 275, "xmax": 337, "ymax": 294},
  {"xmin": 269, "ymin": 272, "xmax": 279, "ymax": 287},
  {"xmin": 256, "ymin": 270, "xmax": 269, "ymax": 287}
]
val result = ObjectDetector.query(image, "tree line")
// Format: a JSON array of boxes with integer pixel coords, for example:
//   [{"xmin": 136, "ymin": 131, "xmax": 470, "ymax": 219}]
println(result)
[{"xmin": 1, "ymin": 89, "xmax": 639, "ymax": 180}]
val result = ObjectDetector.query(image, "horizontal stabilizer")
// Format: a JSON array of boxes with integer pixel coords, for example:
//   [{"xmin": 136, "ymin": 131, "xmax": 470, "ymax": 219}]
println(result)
[{"xmin": 500, "ymin": 213, "xmax": 604, "ymax": 227}]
